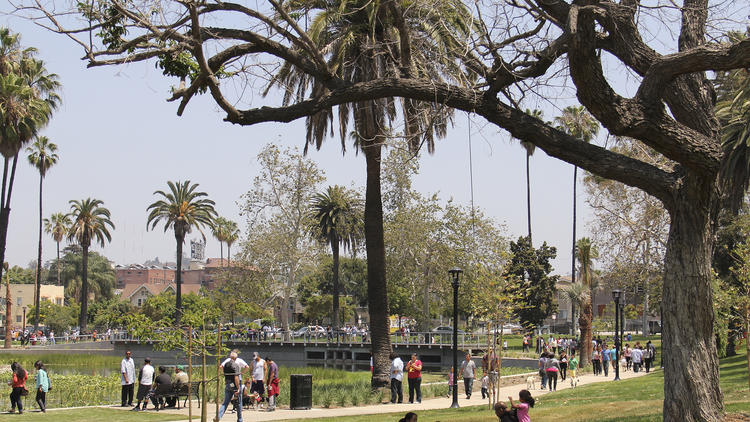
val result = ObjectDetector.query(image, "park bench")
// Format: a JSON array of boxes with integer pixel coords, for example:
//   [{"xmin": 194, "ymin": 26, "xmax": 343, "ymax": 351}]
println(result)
[{"xmin": 150, "ymin": 381, "xmax": 202, "ymax": 409}]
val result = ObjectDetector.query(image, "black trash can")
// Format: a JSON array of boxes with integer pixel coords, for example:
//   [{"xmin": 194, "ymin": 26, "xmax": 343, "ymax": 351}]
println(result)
[{"xmin": 290, "ymin": 374, "xmax": 313, "ymax": 409}]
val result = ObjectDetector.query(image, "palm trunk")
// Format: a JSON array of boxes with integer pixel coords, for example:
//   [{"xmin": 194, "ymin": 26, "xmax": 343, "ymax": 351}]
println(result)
[
  {"xmin": 227, "ymin": 244, "xmax": 231, "ymax": 266},
  {"xmin": 219, "ymin": 242, "xmax": 223, "ymax": 266},
  {"xmin": 79, "ymin": 244, "xmax": 89, "ymax": 331},
  {"xmin": 56, "ymin": 241, "xmax": 61, "ymax": 286},
  {"xmin": 4, "ymin": 268, "xmax": 11, "ymax": 349},
  {"xmin": 332, "ymin": 238, "xmax": 340, "ymax": 330},
  {"xmin": 661, "ymin": 180, "xmax": 722, "ymax": 422},
  {"xmin": 364, "ymin": 142, "xmax": 392, "ymax": 389},
  {"xmin": 578, "ymin": 298, "xmax": 593, "ymax": 367},
  {"xmin": 0, "ymin": 155, "xmax": 20, "ymax": 303},
  {"xmin": 526, "ymin": 152, "xmax": 532, "ymax": 243},
  {"xmin": 175, "ymin": 232, "xmax": 184, "ymax": 323},
  {"xmin": 34, "ymin": 173, "xmax": 43, "ymax": 333}
]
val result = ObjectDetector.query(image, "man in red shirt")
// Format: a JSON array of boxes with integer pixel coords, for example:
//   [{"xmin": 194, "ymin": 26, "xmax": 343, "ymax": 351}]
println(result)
[{"xmin": 405, "ymin": 353, "xmax": 423, "ymax": 403}]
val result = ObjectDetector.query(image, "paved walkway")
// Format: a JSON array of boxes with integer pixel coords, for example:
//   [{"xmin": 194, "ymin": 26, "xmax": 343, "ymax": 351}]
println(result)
[{"xmin": 112, "ymin": 368, "xmax": 654, "ymax": 421}]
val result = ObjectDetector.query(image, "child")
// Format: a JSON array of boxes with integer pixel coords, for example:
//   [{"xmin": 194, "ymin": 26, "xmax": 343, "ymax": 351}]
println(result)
[
  {"xmin": 481, "ymin": 371, "xmax": 489, "ymax": 399},
  {"xmin": 508, "ymin": 389, "xmax": 535, "ymax": 422},
  {"xmin": 494, "ymin": 402, "xmax": 516, "ymax": 422},
  {"xmin": 446, "ymin": 367, "xmax": 454, "ymax": 397},
  {"xmin": 568, "ymin": 352, "xmax": 579, "ymax": 387}
]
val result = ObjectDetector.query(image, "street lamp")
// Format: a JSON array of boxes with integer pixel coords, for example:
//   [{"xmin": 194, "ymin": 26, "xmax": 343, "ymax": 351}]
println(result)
[
  {"xmin": 611, "ymin": 289, "xmax": 622, "ymax": 381},
  {"xmin": 551, "ymin": 313, "xmax": 557, "ymax": 334},
  {"xmin": 448, "ymin": 267, "xmax": 462, "ymax": 409}
]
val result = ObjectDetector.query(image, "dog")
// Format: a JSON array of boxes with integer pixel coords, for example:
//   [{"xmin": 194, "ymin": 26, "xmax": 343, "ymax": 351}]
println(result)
[
  {"xmin": 570, "ymin": 375, "xmax": 579, "ymax": 388},
  {"xmin": 526, "ymin": 376, "xmax": 537, "ymax": 390}
]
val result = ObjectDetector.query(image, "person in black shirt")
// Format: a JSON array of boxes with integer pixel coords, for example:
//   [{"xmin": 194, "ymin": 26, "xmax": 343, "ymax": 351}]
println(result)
[
  {"xmin": 216, "ymin": 352, "xmax": 242, "ymax": 422},
  {"xmin": 150, "ymin": 366, "xmax": 172, "ymax": 410}
]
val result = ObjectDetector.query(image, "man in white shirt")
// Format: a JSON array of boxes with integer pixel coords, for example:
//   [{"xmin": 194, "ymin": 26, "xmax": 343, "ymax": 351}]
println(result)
[
  {"xmin": 250, "ymin": 352, "xmax": 267, "ymax": 405},
  {"xmin": 631, "ymin": 345, "xmax": 644, "ymax": 373},
  {"xmin": 460, "ymin": 352, "xmax": 477, "ymax": 399},
  {"xmin": 132, "ymin": 357, "xmax": 154, "ymax": 411},
  {"xmin": 389, "ymin": 353, "xmax": 404, "ymax": 404},
  {"xmin": 221, "ymin": 349, "xmax": 250, "ymax": 378},
  {"xmin": 120, "ymin": 350, "xmax": 136, "ymax": 407}
]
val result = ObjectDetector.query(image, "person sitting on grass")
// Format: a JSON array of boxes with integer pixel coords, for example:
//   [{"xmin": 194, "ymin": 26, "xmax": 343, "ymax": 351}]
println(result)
[
  {"xmin": 494, "ymin": 402, "xmax": 517, "ymax": 422},
  {"xmin": 508, "ymin": 389, "xmax": 535, "ymax": 422},
  {"xmin": 398, "ymin": 411, "xmax": 418, "ymax": 422}
]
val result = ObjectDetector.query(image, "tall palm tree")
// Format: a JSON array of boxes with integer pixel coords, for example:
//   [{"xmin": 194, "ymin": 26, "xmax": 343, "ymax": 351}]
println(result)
[
  {"xmin": 44, "ymin": 212, "xmax": 71, "ymax": 288},
  {"xmin": 27, "ymin": 135, "xmax": 58, "ymax": 332},
  {"xmin": 0, "ymin": 28, "xmax": 60, "ymax": 288},
  {"xmin": 67, "ymin": 198, "xmax": 114, "ymax": 331},
  {"xmin": 268, "ymin": 0, "xmax": 472, "ymax": 387},
  {"xmin": 147, "ymin": 181, "xmax": 216, "ymax": 321},
  {"xmin": 224, "ymin": 220, "xmax": 239, "ymax": 265},
  {"xmin": 212, "ymin": 217, "xmax": 229, "ymax": 265},
  {"xmin": 309, "ymin": 185, "xmax": 363, "ymax": 330},
  {"xmin": 554, "ymin": 106, "xmax": 599, "ymax": 290},
  {"xmin": 519, "ymin": 109, "xmax": 543, "ymax": 244},
  {"xmin": 575, "ymin": 237, "xmax": 599, "ymax": 367}
]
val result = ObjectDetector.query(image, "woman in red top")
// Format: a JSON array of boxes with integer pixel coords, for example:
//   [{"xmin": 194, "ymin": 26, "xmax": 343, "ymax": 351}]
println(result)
[
  {"xmin": 405, "ymin": 353, "xmax": 423, "ymax": 404},
  {"xmin": 8, "ymin": 362, "xmax": 28, "ymax": 414}
]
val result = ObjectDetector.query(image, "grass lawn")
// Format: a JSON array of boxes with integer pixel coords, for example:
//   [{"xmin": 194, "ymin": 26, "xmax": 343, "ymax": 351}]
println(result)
[
  {"xmin": 281, "ymin": 347, "xmax": 748, "ymax": 422},
  {"xmin": 0, "ymin": 408, "xmax": 185, "ymax": 422}
]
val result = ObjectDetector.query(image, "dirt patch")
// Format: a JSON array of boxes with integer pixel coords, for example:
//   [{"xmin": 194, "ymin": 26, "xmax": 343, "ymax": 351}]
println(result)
[{"xmin": 726, "ymin": 413, "xmax": 750, "ymax": 421}]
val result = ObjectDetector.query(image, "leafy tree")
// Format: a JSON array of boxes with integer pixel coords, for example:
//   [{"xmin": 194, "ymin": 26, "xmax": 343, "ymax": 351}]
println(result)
[
  {"xmin": 88, "ymin": 297, "xmax": 133, "ymax": 329},
  {"xmin": 27, "ymin": 300, "xmax": 78, "ymax": 334},
  {"xmin": 7, "ymin": 265, "xmax": 34, "ymax": 284},
  {"xmin": 207, "ymin": 264, "xmax": 270, "ymax": 324},
  {"xmin": 27, "ymin": 135, "xmax": 58, "ymax": 333},
  {"xmin": 0, "ymin": 28, "xmax": 60, "ymax": 297},
  {"xmin": 504, "ymin": 236, "xmax": 558, "ymax": 332},
  {"xmin": 303, "ymin": 295, "xmax": 355, "ymax": 324},
  {"xmin": 575, "ymin": 237, "xmax": 598, "ymax": 367},
  {"xmin": 309, "ymin": 185, "xmax": 363, "ymax": 330},
  {"xmin": 554, "ymin": 106, "xmax": 600, "ymax": 288},
  {"xmin": 33, "ymin": 0, "xmax": 750, "ymax": 416},
  {"xmin": 43, "ymin": 212, "xmax": 70, "ymax": 287},
  {"xmin": 67, "ymin": 198, "xmax": 114, "ymax": 331},
  {"xmin": 59, "ymin": 245, "xmax": 115, "ymax": 304},
  {"xmin": 297, "ymin": 255, "xmax": 368, "ymax": 310},
  {"xmin": 147, "ymin": 180, "xmax": 217, "ymax": 322},
  {"xmin": 241, "ymin": 144, "xmax": 323, "ymax": 337}
]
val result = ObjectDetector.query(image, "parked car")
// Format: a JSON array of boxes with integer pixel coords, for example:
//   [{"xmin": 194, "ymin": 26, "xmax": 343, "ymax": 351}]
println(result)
[{"xmin": 432, "ymin": 326, "xmax": 466, "ymax": 334}]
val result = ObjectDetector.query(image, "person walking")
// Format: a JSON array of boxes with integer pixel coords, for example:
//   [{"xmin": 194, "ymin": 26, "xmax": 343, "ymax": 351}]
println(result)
[
  {"xmin": 390, "ymin": 353, "xmax": 404, "ymax": 404},
  {"xmin": 538, "ymin": 352, "xmax": 548, "ymax": 390},
  {"xmin": 34, "ymin": 361, "xmax": 50, "ymax": 413},
  {"xmin": 8, "ymin": 362, "xmax": 27, "ymax": 414},
  {"xmin": 216, "ymin": 353, "xmax": 242, "ymax": 422},
  {"xmin": 624, "ymin": 344, "xmax": 632, "ymax": 371},
  {"xmin": 132, "ymin": 358, "xmax": 154, "ymax": 411},
  {"xmin": 602, "ymin": 345, "xmax": 611, "ymax": 377},
  {"xmin": 250, "ymin": 352, "xmax": 267, "ymax": 406},
  {"xmin": 544, "ymin": 354, "xmax": 560, "ymax": 391},
  {"xmin": 559, "ymin": 351, "xmax": 568, "ymax": 381},
  {"xmin": 406, "ymin": 353, "xmax": 422, "ymax": 404},
  {"xmin": 459, "ymin": 352, "xmax": 476, "ymax": 399},
  {"xmin": 120, "ymin": 350, "xmax": 136, "ymax": 407},
  {"xmin": 592, "ymin": 346, "xmax": 601, "ymax": 375},
  {"xmin": 508, "ymin": 390, "xmax": 535, "ymax": 422},
  {"xmin": 568, "ymin": 352, "xmax": 579, "ymax": 387},
  {"xmin": 645, "ymin": 341, "xmax": 656, "ymax": 373},
  {"xmin": 265, "ymin": 356, "xmax": 279, "ymax": 412},
  {"xmin": 631, "ymin": 344, "xmax": 644, "ymax": 373}
]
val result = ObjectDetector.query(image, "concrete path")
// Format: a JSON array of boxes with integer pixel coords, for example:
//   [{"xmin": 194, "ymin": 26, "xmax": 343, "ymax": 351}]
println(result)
[{"xmin": 114, "ymin": 367, "xmax": 654, "ymax": 422}]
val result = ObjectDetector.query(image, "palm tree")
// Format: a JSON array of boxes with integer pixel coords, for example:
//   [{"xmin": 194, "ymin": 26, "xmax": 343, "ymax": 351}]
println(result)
[
  {"xmin": 575, "ymin": 237, "xmax": 599, "ymax": 367},
  {"xmin": 519, "ymin": 109, "xmax": 543, "ymax": 243},
  {"xmin": 309, "ymin": 185, "xmax": 363, "ymax": 331},
  {"xmin": 67, "ymin": 198, "xmax": 114, "ymax": 331},
  {"xmin": 27, "ymin": 135, "xmax": 58, "ymax": 332},
  {"xmin": 224, "ymin": 220, "xmax": 239, "ymax": 265},
  {"xmin": 267, "ymin": 0, "xmax": 472, "ymax": 387},
  {"xmin": 147, "ymin": 181, "xmax": 216, "ymax": 321},
  {"xmin": 554, "ymin": 106, "xmax": 599, "ymax": 289},
  {"xmin": 212, "ymin": 217, "xmax": 229, "ymax": 265},
  {"xmin": 44, "ymin": 212, "xmax": 71, "ymax": 288},
  {"xmin": 0, "ymin": 28, "xmax": 60, "ymax": 287}
]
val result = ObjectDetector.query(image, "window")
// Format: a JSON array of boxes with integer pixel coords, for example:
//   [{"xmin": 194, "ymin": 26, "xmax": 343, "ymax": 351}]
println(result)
[
  {"xmin": 15, "ymin": 316, "xmax": 21, "ymax": 323},
  {"xmin": 16, "ymin": 297, "xmax": 21, "ymax": 306},
  {"xmin": 55, "ymin": 298, "xmax": 62, "ymax": 305},
  {"xmin": 137, "ymin": 298, "xmax": 142, "ymax": 306}
]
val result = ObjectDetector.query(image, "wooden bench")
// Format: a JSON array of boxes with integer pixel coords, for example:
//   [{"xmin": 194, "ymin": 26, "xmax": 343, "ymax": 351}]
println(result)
[{"xmin": 151, "ymin": 381, "xmax": 202, "ymax": 409}]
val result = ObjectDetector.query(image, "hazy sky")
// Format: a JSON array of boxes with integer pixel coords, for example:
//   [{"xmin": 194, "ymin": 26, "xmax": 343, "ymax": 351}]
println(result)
[{"xmin": 0, "ymin": 11, "xmax": 605, "ymax": 276}]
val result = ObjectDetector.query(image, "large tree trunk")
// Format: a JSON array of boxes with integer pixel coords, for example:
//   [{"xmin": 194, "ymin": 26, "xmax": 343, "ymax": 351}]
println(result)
[
  {"xmin": 363, "ymin": 142, "xmax": 392, "ymax": 389},
  {"xmin": 5, "ymin": 268, "xmax": 11, "ymax": 348},
  {"xmin": 281, "ymin": 291, "xmax": 290, "ymax": 341},
  {"xmin": 79, "ymin": 244, "xmax": 89, "ymax": 331},
  {"xmin": 175, "ymin": 232, "xmax": 184, "ymax": 323},
  {"xmin": 332, "ymin": 238, "xmax": 340, "ymax": 330},
  {"xmin": 661, "ymin": 180, "xmax": 722, "ymax": 422},
  {"xmin": 578, "ymin": 299, "xmax": 592, "ymax": 367},
  {"xmin": 34, "ymin": 173, "xmax": 43, "ymax": 333}
]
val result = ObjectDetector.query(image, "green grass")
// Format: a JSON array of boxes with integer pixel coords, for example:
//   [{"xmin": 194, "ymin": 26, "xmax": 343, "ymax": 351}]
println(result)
[
  {"xmin": 0, "ymin": 408, "xmax": 185, "ymax": 422},
  {"xmin": 278, "ymin": 346, "xmax": 748, "ymax": 422},
  {"xmin": 0, "ymin": 353, "xmax": 121, "ymax": 369}
]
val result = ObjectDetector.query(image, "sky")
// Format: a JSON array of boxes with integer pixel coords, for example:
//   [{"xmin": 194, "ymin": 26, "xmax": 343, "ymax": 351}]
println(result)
[{"xmin": 0, "ymin": 10, "xmax": 606, "ymax": 276}]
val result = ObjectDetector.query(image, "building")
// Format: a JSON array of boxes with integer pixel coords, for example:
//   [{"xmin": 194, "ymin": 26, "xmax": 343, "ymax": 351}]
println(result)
[
  {"xmin": 121, "ymin": 282, "xmax": 202, "ymax": 307},
  {"xmin": 0, "ymin": 284, "xmax": 65, "ymax": 329}
]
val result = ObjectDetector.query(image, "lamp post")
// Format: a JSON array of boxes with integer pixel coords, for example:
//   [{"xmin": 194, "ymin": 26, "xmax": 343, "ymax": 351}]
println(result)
[
  {"xmin": 448, "ymin": 267, "xmax": 462, "ymax": 409},
  {"xmin": 551, "ymin": 313, "xmax": 557, "ymax": 334},
  {"xmin": 22, "ymin": 306, "xmax": 26, "ymax": 332},
  {"xmin": 612, "ymin": 289, "xmax": 622, "ymax": 381}
]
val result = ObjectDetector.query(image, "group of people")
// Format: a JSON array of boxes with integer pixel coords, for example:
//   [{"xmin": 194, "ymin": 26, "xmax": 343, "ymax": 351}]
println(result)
[
  {"xmin": 216, "ymin": 350, "xmax": 280, "ymax": 422},
  {"xmin": 6, "ymin": 360, "xmax": 50, "ymax": 414},
  {"xmin": 389, "ymin": 352, "xmax": 423, "ymax": 404},
  {"xmin": 538, "ymin": 350, "xmax": 577, "ymax": 391},
  {"xmin": 120, "ymin": 351, "xmax": 189, "ymax": 411}
]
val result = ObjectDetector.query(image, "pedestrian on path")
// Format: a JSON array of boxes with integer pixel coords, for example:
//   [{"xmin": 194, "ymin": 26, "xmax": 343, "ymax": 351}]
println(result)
[
  {"xmin": 644, "ymin": 341, "xmax": 656, "ymax": 373},
  {"xmin": 8, "ymin": 362, "xmax": 27, "ymax": 414},
  {"xmin": 459, "ymin": 352, "xmax": 476, "ymax": 399},
  {"xmin": 568, "ymin": 352, "xmax": 579, "ymax": 387},
  {"xmin": 631, "ymin": 344, "xmax": 643, "ymax": 373},
  {"xmin": 559, "ymin": 351, "xmax": 568, "ymax": 381},
  {"xmin": 120, "ymin": 350, "xmax": 135, "ymax": 407},
  {"xmin": 250, "ymin": 352, "xmax": 267, "ymax": 406},
  {"xmin": 508, "ymin": 389, "xmax": 535, "ymax": 422},
  {"xmin": 544, "ymin": 354, "xmax": 560, "ymax": 391},
  {"xmin": 538, "ymin": 352, "xmax": 548, "ymax": 390},
  {"xmin": 390, "ymin": 353, "xmax": 404, "ymax": 404},
  {"xmin": 602, "ymin": 345, "xmax": 611, "ymax": 377},
  {"xmin": 481, "ymin": 371, "xmax": 489, "ymax": 399},
  {"xmin": 216, "ymin": 352, "xmax": 242, "ymax": 422},
  {"xmin": 265, "ymin": 356, "xmax": 279, "ymax": 412},
  {"xmin": 34, "ymin": 361, "xmax": 49, "ymax": 413},
  {"xmin": 132, "ymin": 357, "xmax": 154, "ymax": 411},
  {"xmin": 406, "ymin": 353, "xmax": 422, "ymax": 404}
]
